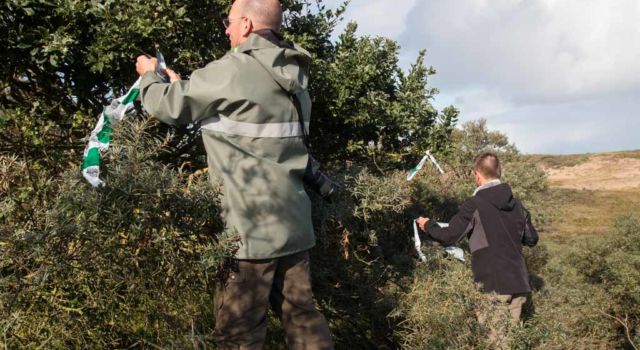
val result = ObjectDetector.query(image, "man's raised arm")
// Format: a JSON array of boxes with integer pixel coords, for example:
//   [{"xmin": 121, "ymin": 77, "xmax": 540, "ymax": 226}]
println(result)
[{"xmin": 135, "ymin": 55, "xmax": 236, "ymax": 126}]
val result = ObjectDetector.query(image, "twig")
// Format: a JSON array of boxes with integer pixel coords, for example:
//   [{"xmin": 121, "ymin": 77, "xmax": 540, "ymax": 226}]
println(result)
[
  {"xmin": 353, "ymin": 250, "xmax": 380, "ymax": 266},
  {"xmin": 600, "ymin": 311, "xmax": 637, "ymax": 350}
]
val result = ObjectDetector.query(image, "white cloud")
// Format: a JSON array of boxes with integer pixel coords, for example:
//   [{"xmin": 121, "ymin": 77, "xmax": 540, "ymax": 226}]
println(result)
[
  {"xmin": 323, "ymin": 0, "xmax": 640, "ymax": 153},
  {"xmin": 451, "ymin": 88, "xmax": 514, "ymax": 119},
  {"xmin": 485, "ymin": 88, "xmax": 640, "ymax": 154},
  {"xmin": 401, "ymin": 0, "xmax": 640, "ymax": 103},
  {"xmin": 324, "ymin": 0, "xmax": 419, "ymax": 38}
]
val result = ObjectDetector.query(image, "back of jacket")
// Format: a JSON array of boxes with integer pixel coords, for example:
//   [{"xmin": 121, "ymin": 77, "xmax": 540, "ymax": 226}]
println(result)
[
  {"xmin": 139, "ymin": 32, "xmax": 315, "ymax": 259},
  {"xmin": 425, "ymin": 183, "xmax": 538, "ymax": 294}
]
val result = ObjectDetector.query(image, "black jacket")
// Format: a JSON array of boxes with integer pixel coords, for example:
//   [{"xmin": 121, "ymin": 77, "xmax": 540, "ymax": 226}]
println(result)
[{"xmin": 425, "ymin": 182, "xmax": 538, "ymax": 294}]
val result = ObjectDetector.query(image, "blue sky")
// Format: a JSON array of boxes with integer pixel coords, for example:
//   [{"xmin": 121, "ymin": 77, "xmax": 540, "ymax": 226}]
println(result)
[{"xmin": 323, "ymin": 0, "xmax": 640, "ymax": 154}]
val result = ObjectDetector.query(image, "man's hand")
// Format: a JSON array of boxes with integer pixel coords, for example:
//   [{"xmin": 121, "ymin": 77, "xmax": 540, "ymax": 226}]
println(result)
[
  {"xmin": 165, "ymin": 68, "xmax": 181, "ymax": 83},
  {"xmin": 416, "ymin": 217, "xmax": 430, "ymax": 232},
  {"xmin": 136, "ymin": 55, "xmax": 157, "ymax": 76}
]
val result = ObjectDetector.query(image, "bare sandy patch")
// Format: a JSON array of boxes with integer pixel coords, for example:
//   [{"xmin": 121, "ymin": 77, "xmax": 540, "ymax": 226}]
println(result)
[{"xmin": 546, "ymin": 155, "xmax": 640, "ymax": 190}]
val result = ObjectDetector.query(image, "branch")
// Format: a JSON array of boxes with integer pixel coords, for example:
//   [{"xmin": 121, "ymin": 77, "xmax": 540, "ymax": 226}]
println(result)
[{"xmin": 600, "ymin": 311, "xmax": 637, "ymax": 350}]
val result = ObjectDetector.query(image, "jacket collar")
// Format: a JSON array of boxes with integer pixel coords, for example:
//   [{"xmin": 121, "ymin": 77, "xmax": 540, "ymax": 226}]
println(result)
[
  {"xmin": 233, "ymin": 30, "xmax": 288, "ymax": 53},
  {"xmin": 473, "ymin": 179, "xmax": 502, "ymax": 196}
]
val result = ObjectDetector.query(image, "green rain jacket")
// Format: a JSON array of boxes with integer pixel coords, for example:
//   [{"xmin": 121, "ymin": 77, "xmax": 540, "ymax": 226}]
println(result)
[{"xmin": 139, "ymin": 31, "xmax": 315, "ymax": 259}]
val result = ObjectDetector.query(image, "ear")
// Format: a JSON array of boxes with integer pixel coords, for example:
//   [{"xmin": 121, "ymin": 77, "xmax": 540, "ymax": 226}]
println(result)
[{"xmin": 241, "ymin": 17, "xmax": 253, "ymax": 37}]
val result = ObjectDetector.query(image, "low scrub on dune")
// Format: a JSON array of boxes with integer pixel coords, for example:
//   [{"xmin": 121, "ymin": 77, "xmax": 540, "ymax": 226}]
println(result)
[
  {"xmin": 0, "ymin": 119, "xmax": 237, "ymax": 348},
  {"xmin": 288, "ymin": 121, "xmax": 553, "ymax": 348},
  {"xmin": 510, "ymin": 215, "xmax": 640, "ymax": 349},
  {"xmin": 392, "ymin": 214, "xmax": 640, "ymax": 349},
  {"xmin": 2, "ymin": 117, "xmax": 636, "ymax": 349}
]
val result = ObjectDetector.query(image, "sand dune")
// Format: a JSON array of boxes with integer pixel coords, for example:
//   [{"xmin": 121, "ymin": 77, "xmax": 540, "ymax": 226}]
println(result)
[{"xmin": 545, "ymin": 154, "xmax": 640, "ymax": 190}]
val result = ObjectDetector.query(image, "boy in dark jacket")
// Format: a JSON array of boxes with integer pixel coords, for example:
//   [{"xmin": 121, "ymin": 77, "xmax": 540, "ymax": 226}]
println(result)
[{"xmin": 416, "ymin": 151, "xmax": 538, "ymax": 345}]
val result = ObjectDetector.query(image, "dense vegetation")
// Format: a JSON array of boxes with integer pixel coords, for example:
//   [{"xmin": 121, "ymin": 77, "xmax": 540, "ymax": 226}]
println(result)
[
  {"xmin": 1, "ymin": 119, "xmax": 237, "ymax": 347},
  {"xmin": 1, "ymin": 0, "xmax": 638, "ymax": 349}
]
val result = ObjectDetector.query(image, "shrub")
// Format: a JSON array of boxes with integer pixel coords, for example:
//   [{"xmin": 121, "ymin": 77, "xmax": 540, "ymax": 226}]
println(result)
[
  {"xmin": 300, "ymin": 130, "xmax": 550, "ymax": 347},
  {"xmin": 569, "ymin": 215, "xmax": 640, "ymax": 348},
  {"xmin": 391, "ymin": 254, "xmax": 487, "ymax": 349},
  {"xmin": 0, "ymin": 118, "xmax": 237, "ymax": 348},
  {"xmin": 502, "ymin": 215, "xmax": 640, "ymax": 349}
]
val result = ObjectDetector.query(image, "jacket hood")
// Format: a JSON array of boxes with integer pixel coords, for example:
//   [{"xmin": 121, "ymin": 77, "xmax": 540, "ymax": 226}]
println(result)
[
  {"xmin": 476, "ymin": 183, "xmax": 517, "ymax": 211},
  {"xmin": 234, "ymin": 30, "xmax": 311, "ymax": 94}
]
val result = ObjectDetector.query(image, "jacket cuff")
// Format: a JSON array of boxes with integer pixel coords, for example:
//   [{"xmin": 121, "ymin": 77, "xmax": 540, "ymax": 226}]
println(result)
[
  {"xmin": 424, "ymin": 220, "xmax": 440, "ymax": 237},
  {"xmin": 139, "ymin": 71, "xmax": 163, "ymax": 91},
  {"xmin": 425, "ymin": 220, "xmax": 439, "ymax": 230}
]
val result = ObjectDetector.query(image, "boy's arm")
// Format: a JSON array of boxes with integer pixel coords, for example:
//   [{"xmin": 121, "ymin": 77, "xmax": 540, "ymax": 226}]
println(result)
[
  {"xmin": 424, "ymin": 199, "xmax": 476, "ymax": 246},
  {"xmin": 522, "ymin": 207, "xmax": 539, "ymax": 247}
]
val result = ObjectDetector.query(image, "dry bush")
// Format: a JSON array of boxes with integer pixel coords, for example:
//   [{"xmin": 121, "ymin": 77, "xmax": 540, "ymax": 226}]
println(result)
[
  {"xmin": 391, "ymin": 254, "xmax": 487, "ymax": 349},
  {"xmin": 563, "ymin": 215, "xmax": 640, "ymax": 348},
  {"xmin": 501, "ymin": 215, "xmax": 640, "ymax": 349},
  {"xmin": 0, "ymin": 118, "xmax": 237, "ymax": 348},
  {"xmin": 299, "ymin": 141, "xmax": 549, "ymax": 348}
]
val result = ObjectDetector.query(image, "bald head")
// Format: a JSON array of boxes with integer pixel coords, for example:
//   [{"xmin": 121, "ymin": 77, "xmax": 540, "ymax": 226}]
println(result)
[{"xmin": 236, "ymin": 0, "xmax": 283, "ymax": 32}]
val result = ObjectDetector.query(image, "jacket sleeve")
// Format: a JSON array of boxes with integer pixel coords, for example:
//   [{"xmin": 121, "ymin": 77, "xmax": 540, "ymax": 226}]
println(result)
[
  {"xmin": 424, "ymin": 199, "xmax": 476, "ymax": 246},
  {"xmin": 522, "ymin": 207, "xmax": 539, "ymax": 247},
  {"xmin": 138, "ymin": 57, "xmax": 238, "ymax": 126}
]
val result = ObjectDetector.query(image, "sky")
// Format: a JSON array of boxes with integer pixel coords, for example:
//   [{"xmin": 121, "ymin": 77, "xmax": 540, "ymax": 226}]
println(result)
[{"xmin": 322, "ymin": 0, "xmax": 640, "ymax": 154}]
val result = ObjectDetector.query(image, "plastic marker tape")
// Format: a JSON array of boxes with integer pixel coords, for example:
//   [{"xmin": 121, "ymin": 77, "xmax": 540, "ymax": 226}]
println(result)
[
  {"xmin": 426, "ymin": 151, "xmax": 445, "ymax": 174},
  {"xmin": 407, "ymin": 150, "xmax": 445, "ymax": 181},
  {"xmin": 407, "ymin": 154, "xmax": 429, "ymax": 181},
  {"xmin": 413, "ymin": 220, "xmax": 428, "ymax": 262},
  {"xmin": 444, "ymin": 246, "xmax": 465, "ymax": 261},
  {"xmin": 411, "ymin": 220, "xmax": 464, "ymax": 262}
]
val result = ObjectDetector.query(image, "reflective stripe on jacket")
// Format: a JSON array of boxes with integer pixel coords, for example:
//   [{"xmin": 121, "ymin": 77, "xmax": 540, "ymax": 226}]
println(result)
[{"xmin": 139, "ymin": 32, "xmax": 315, "ymax": 259}]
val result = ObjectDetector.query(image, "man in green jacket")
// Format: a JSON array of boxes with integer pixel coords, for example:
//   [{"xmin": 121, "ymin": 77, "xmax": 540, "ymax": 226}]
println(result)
[{"xmin": 135, "ymin": 0, "xmax": 333, "ymax": 348}]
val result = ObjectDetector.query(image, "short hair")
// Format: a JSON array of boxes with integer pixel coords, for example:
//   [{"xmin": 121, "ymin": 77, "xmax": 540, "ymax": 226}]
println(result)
[
  {"xmin": 473, "ymin": 151, "xmax": 501, "ymax": 179},
  {"xmin": 241, "ymin": 0, "xmax": 283, "ymax": 32}
]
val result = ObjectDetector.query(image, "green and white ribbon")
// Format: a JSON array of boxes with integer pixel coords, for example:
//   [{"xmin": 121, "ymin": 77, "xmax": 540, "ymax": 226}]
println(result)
[{"xmin": 81, "ymin": 77, "xmax": 141, "ymax": 187}]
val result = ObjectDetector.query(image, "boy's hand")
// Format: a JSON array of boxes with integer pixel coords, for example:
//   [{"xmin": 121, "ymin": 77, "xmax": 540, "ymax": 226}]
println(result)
[{"xmin": 416, "ymin": 217, "xmax": 430, "ymax": 232}]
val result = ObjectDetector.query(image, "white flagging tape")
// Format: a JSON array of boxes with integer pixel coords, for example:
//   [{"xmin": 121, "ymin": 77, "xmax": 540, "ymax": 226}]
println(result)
[
  {"xmin": 413, "ymin": 220, "xmax": 428, "ymax": 263},
  {"xmin": 444, "ymin": 246, "xmax": 465, "ymax": 261},
  {"xmin": 407, "ymin": 150, "xmax": 444, "ymax": 181},
  {"xmin": 407, "ymin": 151, "xmax": 465, "ymax": 261},
  {"xmin": 412, "ymin": 220, "xmax": 465, "ymax": 262},
  {"xmin": 407, "ymin": 154, "xmax": 428, "ymax": 181},
  {"xmin": 426, "ymin": 151, "xmax": 445, "ymax": 175}
]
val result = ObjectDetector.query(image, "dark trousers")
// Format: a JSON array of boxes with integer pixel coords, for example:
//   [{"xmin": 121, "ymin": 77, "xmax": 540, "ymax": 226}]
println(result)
[{"xmin": 214, "ymin": 250, "xmax": 333, "ymax": 349}]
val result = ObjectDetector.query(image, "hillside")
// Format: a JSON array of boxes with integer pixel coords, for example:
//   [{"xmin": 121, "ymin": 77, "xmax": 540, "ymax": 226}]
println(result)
[{"xmin": 532, "ymin": 150, "xmax": 640, "ymax": 237}]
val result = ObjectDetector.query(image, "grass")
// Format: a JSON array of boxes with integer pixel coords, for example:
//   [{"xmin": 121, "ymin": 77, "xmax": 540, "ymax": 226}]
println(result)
[
  {"xmin": 534, "ymin": 149, "xmax": 640, "ymax": 238},
  {"xmin": 542, "ymin": 188, "xmax": 640, "ymax": 237},
  {"xmin": 605, "ymin": 149, "xmax": 640, "ymax": 160},
  {"xmin": 528, "ymin": 154, "xmax": 591, "ymax": 169},
  {"xmin": 527, "ymin": 149, "xmax": 640, "ymax": 169}
]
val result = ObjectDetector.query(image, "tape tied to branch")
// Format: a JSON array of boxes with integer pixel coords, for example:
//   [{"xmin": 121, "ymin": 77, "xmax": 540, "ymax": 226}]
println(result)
[
  {"xmin": 407, "ymin": 150, "xmax": 444, "ymax": 181},
  {"xmin": 412, "ymin": 220, "xmax": 465, "ymax": 262}
]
